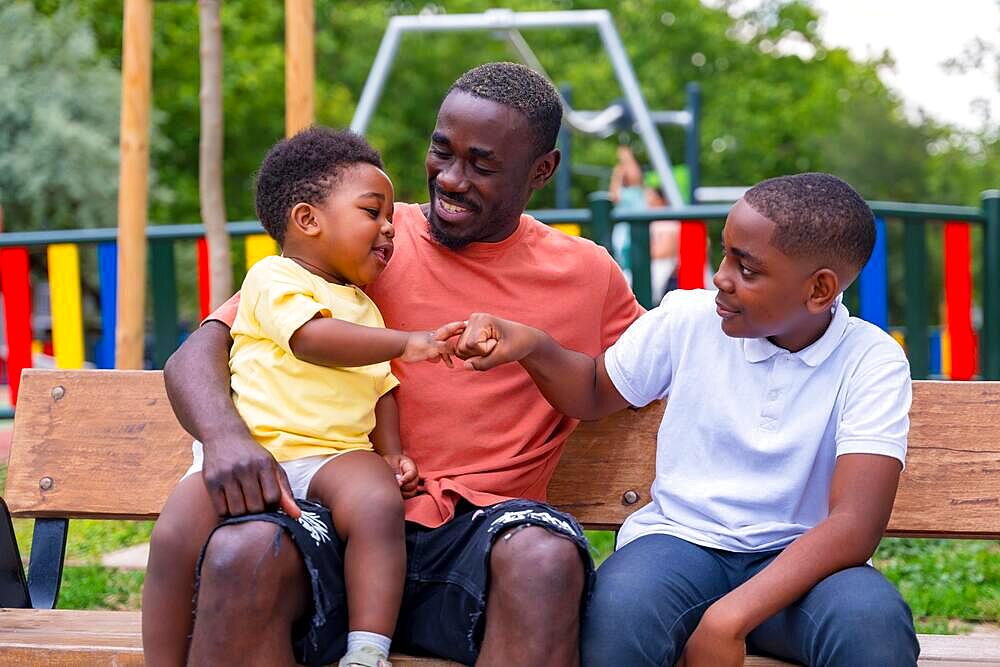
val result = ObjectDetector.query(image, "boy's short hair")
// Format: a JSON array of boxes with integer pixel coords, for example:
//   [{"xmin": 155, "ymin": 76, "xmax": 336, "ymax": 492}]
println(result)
[
  {"xmin": 255, "ymin": 126, "xmax": 383, "ymax": 246},
  {"xmin": 449, "ymin": 62, "xmax": 563, "ymax": 157},
  {"xmin": 744, "ymin": 173, "xmax": 875, "ymax": 274}
]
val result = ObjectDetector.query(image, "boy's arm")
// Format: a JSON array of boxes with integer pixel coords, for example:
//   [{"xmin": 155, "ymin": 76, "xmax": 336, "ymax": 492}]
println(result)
[
  {"xmin": 370, "ymin": 391, "xmax": 419, "ymax": 498},
  {"xmin": 456, "ymin": 313, "xmax": 630, "ymax": 420},
  {"xmin": 163, "ymin": 320, "xmax": 299, "ymax": 518},
  {"xmin": 681, "ymin": 453, "xmax": 902, "ymax": 666},
  {"xmin": 289, "ymin": 317, "xmax": 464, "ymax": 367}
]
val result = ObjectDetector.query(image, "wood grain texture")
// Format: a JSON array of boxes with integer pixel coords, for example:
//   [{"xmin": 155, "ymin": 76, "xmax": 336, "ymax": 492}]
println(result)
[
  {"xmin": 6, "ymin": 371, "xmax": 1000, "ymax": 540},
  {"xmin": 1, "ymin": 610, "xmax": 994, "ymax": 666},
  {"xmin": 115, "ymin": 0, "xmax": 153, "ymax": 370},
  {"xmin": 551, "ymin": 381, "xmax": 1000, "ymax": 538},
  {"xmin": 5, "ymin": 370, "xmax": 192, "ymax": 519}
]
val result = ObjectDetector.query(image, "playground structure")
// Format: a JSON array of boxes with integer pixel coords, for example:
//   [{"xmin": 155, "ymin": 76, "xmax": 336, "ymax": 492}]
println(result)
[
  {"xmin": 349, "ymin": 8, "xmax": 697, "ymax": 208},
  {"xmin": 1, "ymin": 4, "xmax": 1000, "ymax": 419}
]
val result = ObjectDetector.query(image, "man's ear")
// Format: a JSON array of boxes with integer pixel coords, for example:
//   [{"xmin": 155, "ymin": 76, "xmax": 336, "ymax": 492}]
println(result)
[
  {"xmin": 289, "ymin": 202, "xmax": 320, "ymax": 237},
  {"xmin": 529, "ymin": 149, "xmax": 561, "ymax": 190},
  {"xmin": 807, "ymin": 268, "xmax": 840, "ymax": 313}
]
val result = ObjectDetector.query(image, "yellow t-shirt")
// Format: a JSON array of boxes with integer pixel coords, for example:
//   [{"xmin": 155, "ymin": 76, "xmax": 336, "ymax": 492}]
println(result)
[{"xmin": 230, "ymin": 255, "xmax": 400, "ymax": 462}]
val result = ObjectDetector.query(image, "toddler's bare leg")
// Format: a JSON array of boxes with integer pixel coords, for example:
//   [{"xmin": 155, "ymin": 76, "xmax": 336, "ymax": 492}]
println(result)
[{"xmin": 307, "ymin": 450, "xmax": 406, "ymax": 636}]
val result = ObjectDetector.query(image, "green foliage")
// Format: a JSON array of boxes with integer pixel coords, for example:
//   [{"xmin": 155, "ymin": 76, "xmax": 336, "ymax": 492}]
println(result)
[
  {"xmin": 56, "ymin": 567, "xmax": 145, "ymax": 610},
  {"xmin": 0, "ymin": 2, "xmax": 122, "ymax": 231},
  {"xmin": 25, "ymin": 0, "xmax": 996, "ymax": 238},
  {"xmin": 875, "ymin": 538, "xmax": 1000, "ymax": 630}
]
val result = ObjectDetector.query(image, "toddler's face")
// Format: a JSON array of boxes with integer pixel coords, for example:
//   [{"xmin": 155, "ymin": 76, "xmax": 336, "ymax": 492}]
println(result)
[{"xmin": 312, "ymin": 163, "xmax": 396, "ymax": 286}]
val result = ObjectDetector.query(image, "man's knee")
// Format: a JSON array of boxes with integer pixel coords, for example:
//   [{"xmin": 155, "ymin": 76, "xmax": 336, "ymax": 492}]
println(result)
[
  {"xmin": 199, "ymin": 521, "xmax": 303, "ymax": 600},
  {"xmin": 491, "ymin": 526, "xmax": 584, "ymax": 596}
]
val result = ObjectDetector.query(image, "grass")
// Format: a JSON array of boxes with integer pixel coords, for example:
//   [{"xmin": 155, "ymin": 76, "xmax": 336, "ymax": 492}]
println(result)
[
  {"xmin": 2, "ymin": 460, "xmax": 997, "ymax": 629},
  {"xmin": 1, "ymin": 464, "xmax": 152, "ymax": 610}
]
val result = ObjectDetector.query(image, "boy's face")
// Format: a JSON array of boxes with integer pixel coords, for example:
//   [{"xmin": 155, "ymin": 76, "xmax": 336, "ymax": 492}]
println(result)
[
  {"xmin": 712, "ymin": 199, "xmax": 830, "ymax": 352},
  {"xmin": 424, "ymin": 91, "xmax": 556, "ymax": 249},
  {"xmin": 310, "ymin": 163, "xmax": 396, "ymax": 286}
]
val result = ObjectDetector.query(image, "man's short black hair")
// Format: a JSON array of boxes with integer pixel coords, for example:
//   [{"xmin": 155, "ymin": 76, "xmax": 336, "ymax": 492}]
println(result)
[
  {"xmin": 744, "ymin": 172, "xmax": 875, "ymax": 274},
  {"xmin": 255, "ymin": 126, "xmax": 383, "ymax": 246},
  {"xmin": 449, "ymin": 62, "xmax": 563, "ymax": 157}
]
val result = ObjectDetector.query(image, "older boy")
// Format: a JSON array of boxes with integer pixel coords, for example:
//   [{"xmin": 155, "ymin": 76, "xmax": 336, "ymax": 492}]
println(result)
[
  {"xmin": 153, "ymin": 63, "xmax": 642, "ymax": 666},
  {"xmin": 456, "ymin": 173, "xmax": 919, "ymax": 666}
]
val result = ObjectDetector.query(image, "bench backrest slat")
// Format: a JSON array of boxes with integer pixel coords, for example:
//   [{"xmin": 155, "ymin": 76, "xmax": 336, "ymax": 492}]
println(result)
[
  {"xmin": 6, "ymin": 370, "xmax": 191, "ymax": 520},
  {"xmin": 550, "ymin": 381, "xmax": 1000, "ymax": 538},
  {"xmin": 6, "ymin": 370, "xmax": 1000, "ymax": 539}
]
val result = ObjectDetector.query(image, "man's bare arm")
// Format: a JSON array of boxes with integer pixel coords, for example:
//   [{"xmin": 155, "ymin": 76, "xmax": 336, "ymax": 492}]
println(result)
[{"xmin": 163, "ymin": 321, "xmax": 298, "ymax": 518}]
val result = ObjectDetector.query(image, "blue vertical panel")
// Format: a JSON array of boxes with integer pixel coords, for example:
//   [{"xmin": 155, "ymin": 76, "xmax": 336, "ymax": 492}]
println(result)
[
  {"xmin": 96, "ymin": 242, "xmax": 117, "ymax": 369},
  {"xmin": 928, "ymin": 327, "xmax": 942, "ymax": 377},
  {"xmin": 858, "ymin": 217, "xmax": 888, "ymax": 330}
]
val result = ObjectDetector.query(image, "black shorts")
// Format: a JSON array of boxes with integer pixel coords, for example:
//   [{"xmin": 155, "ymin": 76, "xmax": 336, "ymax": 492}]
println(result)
[
  {"xmin": 196, "ymin": 498, "xmax": 348, "ymax": 666},
  {"xmin": 198, "ymin": 497, "xmax": 594, "ymax": 666},
  {"xmin": 396, "ymin": 498, "xmax": 595, "ymax": 663}
]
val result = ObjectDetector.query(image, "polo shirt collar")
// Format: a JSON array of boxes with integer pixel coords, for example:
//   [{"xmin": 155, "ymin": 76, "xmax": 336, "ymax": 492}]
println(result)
[{"xmin": 743, "ymin": 297, "xmax": 849, "ymax": 367}]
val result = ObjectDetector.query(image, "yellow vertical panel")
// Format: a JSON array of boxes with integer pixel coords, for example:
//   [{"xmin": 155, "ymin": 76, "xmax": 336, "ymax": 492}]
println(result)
[
  {"xmin": 941, "ymin": 330, "xmax": 952, "ymax": 379},
  {"xmin": 245, "ymin": 234, "xmax": 278, "ymax": 269},
  {"xmin": 890, "ymin": 330, "xmax": 906, "ymax": 350},
  {"xmin": 552, "ymin": 223, "xmax": 582, "ymax": 237},
  {"xmin": 47, "ymin": 244, "xmax": 85, "ymax": 369}
]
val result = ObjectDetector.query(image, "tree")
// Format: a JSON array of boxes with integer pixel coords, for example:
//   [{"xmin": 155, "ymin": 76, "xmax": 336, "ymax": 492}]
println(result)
[
  {"xmin": 199, "ymin": 0, "xmax": 232, "ymax": 306},
  {"xmin": 0, "ymin": 3, "xmax": 121, "ymax": 232}
]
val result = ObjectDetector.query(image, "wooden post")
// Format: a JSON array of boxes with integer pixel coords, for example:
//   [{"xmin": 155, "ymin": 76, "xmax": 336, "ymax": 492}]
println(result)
[
  {"xmin": 199, "ymin": 0, "xmax": 232, "ymax": 308},
  {"xmin": 285, "ymin": 0, "xmax": 314, "ymax": 137},
  {"xmin": 115, "ymin": 0, "xmax": 153, "ymax": 369}
]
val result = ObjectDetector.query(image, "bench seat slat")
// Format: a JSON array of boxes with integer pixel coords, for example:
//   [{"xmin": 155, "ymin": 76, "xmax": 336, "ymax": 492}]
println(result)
[{"xmin": 1, "ymin": 610, "xmax": 995, "ymax": 665}]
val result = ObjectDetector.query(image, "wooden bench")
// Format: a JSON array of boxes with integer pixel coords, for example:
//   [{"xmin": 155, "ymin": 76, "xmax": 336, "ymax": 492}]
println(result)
[{"xmin": 1, "ymin": 368, "xmax": 998, "ymax": 666}]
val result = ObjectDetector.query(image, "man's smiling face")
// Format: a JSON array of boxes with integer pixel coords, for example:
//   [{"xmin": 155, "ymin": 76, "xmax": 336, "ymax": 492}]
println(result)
[{"xmin": 424, "ymin": 90, "xmax": 541, "ymax": 249}]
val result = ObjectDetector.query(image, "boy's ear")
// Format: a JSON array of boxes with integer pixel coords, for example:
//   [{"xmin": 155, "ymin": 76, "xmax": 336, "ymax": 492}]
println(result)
[
  {"xmin": 529, "ymin": 149, "xmax": 561, "ymax": 190},
  {"xmin": 807, "ymin": 268, "xmax": 840, "ymax": 313},
  {"xmin": 289, "ymin": 202, "xmax": 321, "ymax": 237}
]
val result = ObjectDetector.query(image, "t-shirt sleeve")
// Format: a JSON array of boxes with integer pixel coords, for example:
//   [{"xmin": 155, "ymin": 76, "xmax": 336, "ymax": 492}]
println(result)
[
  {"xmin": 836, "ymin": 347, "xmax": 911, "ymax": 466},
  {"xmin": 599, "ymin": 249, "xmax": 645, "ymax": 349},
  {"xmin": 203, "ymin": 292, "xmax": 241, "ymax": 328},
  {"xmin": 241, "ymin": 260, "xmax": 331, "ymax": 355},
  {"xmin": 380, "ymin": 373, "xmax": 401, "ymax": 397},
  {"xmin": 603, "ymin": 300, "xmax": 673, "ymax": 408}
]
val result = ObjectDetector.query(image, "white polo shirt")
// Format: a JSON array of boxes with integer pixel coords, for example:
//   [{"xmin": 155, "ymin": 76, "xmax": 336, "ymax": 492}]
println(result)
[{"xmin": 605, "ymin": 289, "xmax": 911, "ymax": 553}]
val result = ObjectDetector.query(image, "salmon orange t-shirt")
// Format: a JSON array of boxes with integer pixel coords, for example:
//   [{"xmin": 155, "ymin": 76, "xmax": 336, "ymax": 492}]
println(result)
[{"xmin": 209, "ymin": 203, "xmax": 642, "ymax": 527}]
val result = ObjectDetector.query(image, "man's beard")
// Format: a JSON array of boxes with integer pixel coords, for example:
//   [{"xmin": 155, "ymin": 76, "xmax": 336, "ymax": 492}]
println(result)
[{"xmin": 427, "ymin": 214, "xmax": 475, "ymax": 250}]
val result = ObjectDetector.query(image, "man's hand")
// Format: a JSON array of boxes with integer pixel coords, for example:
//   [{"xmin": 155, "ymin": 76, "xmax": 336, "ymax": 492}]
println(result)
[
  {"xmin": 400, "ymin": 321, "xmax": 466, "ymax": 366},
  {"xmin": 455, "ymin": 313, "xmax": 540, "ymax": 371},
  {"xmin": 383, "ymin": 453, "xmax": 420, "ymax": 498},
  {"xmin": 677, "ymin": 603, "xmax": 746, "ymax": 667},
  {"xmin": 201, "ymin": 435, "xmax": 301, "ymax": 519}
]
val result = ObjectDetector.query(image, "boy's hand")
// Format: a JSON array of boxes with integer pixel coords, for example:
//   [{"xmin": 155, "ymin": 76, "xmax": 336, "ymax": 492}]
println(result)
[
  {"xmin": 455, "ymin": 313, "xmax": 540, "ymax": 371},
  {"xmin": 400, "ymin": 321, "xmax": 465, "ymax": 366},
  {"xmin": 677, "ymin": 603, "xmax": 746, "ymax": 667},
  {"xmin": 383, "ymin": 453, "xmax": 420, "ymax": 498}
]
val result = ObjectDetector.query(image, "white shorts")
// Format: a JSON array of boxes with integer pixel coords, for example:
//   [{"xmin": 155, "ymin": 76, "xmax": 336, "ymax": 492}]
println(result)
[{"xmin": 182, "ymin": 441, "xmax": 347, "ymax": 499}]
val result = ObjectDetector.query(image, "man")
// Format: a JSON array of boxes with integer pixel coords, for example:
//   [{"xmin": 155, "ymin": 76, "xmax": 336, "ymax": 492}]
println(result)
[{"xmin": 146, "ymin": 62, "xmax": 642, "ymax": 666}]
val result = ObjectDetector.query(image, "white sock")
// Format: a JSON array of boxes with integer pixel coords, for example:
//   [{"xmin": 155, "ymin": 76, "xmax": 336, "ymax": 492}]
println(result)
[{"xmin": 346, "ymin": 630, "xmax": 391, "ymax": 658}]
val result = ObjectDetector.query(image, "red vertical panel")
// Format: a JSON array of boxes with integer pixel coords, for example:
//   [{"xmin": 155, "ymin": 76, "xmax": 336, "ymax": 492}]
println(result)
[
  {"xmin": 0, "ymin": 248, "xmax": 33, "ymax": 403},
  {"xmin": 944, "ymin": 221, "xmax": 975, "ymax": 380},
  {"xmin": 197, "ymin": 238, "xmax": 211, "ymax": 320},
  {"xmin": 678, "ymin": 220, "xmax": 707, "ymax": 289}
]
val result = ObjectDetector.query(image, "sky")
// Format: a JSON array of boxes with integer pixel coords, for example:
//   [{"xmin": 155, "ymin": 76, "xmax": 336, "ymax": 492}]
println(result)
[
  {"xmin": 812, "ymin": 0, "xmax": 999, "ymax": 131},
  {"xmin": 711, "ymin": 0, "xmax": 1000, "ymax": 131}
]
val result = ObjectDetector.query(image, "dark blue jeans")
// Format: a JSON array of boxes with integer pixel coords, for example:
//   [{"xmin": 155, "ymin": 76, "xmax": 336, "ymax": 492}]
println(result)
[{"xmin": 581, "ymin": 534, "xmax": 919, "ymax": 667}]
